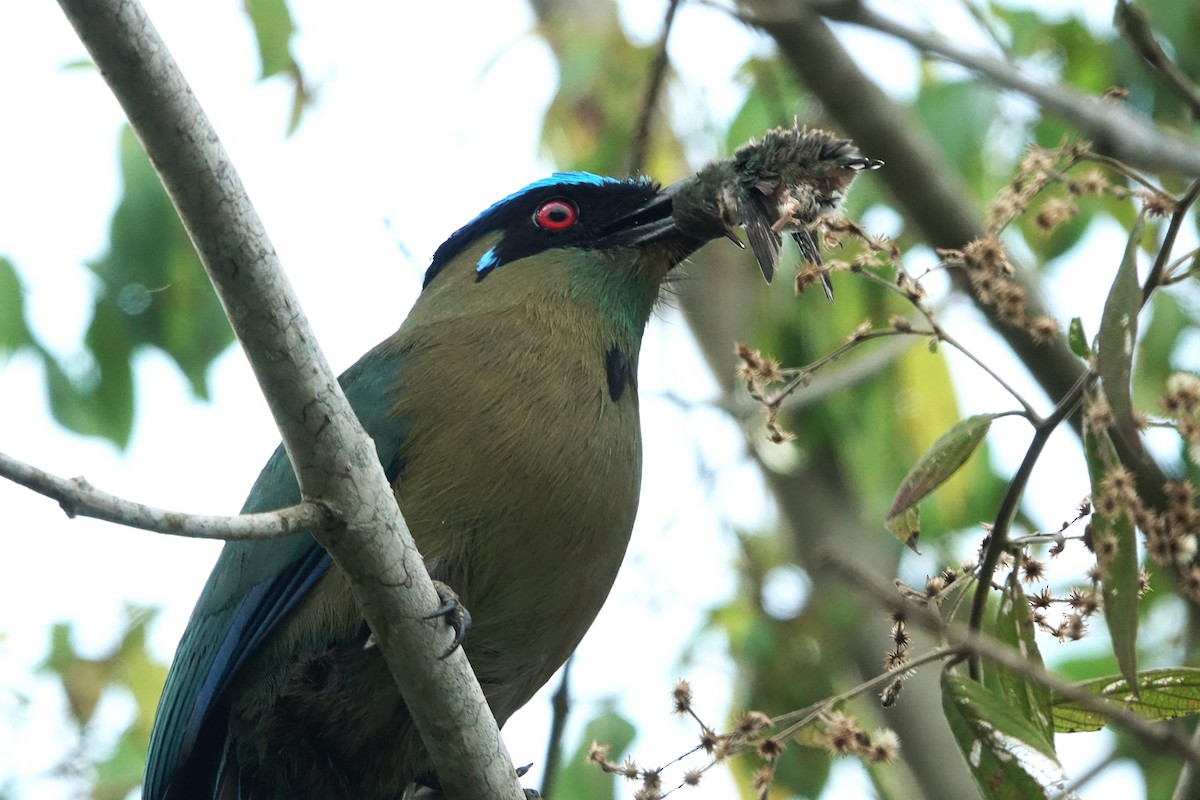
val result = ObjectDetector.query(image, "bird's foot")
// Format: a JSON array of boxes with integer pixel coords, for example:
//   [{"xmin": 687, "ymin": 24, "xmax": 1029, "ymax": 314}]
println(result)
[{"xmin": 424, "ymin": 580, "xmax": 472, "ymax": 659}]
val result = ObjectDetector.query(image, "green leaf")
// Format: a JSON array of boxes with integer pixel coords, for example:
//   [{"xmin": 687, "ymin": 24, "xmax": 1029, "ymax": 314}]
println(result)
[
  {"xmin": 1083, "ymin": 422, "xmax": 1140, "ymax": 689},
  {"xmin": 989, "ymin": 571, "xmax": 1055, "ymax": 747},
  {"xmin": 885, "ymin": 414, "xmax": 994, "ymax": 550},
  {"xmin": 88, "ymin": 126, "xmax": 234, "ymax": 403},
  {"xmin": 726, "ymin": 58, "xmax": 808, "ymax": 153},
  {"xmin": 0, "ymin": 257, "xmax": 33, "ymax": 354},
  {"xmin": 1097, "ymin": 214, "xmax": 1144, "ymax": 440},
  {"xmin": 1133, "ymin": 292, "xmax": 1190, "ymax": 410},
  {"xmin": 910, "ymin": 81, "xmax": 1002, "ymax": 203},
  {"xmin": 550, "ymin": 704, "xmax": 636, "ymax": 800},
  {"xmin": 942, "ymin": 672, "xmax": 1063, "ymax": 800},
  {"xmin": 242, "ymin": 0, "xmax": 310, "ymax": 133},
  {"xmin": 1067, "ymin": 316, "xmax": 1089, "ymax": 359},
  {"xmin": 41, "ymin": 330, "xmax": 135, "ymax": 448},
  {"xmin": 244, "ymin": 0, "xmax": 295, "ymax": 79},
  {"xmin": 1052, "ymin": 668, "xmax": 1200, "ymax": 733}
]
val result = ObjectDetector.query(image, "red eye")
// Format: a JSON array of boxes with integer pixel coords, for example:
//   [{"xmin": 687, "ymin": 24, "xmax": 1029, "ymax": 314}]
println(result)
[{"xmin": 534, "ymin": 198, "xmax": 578, "ymax": 231}]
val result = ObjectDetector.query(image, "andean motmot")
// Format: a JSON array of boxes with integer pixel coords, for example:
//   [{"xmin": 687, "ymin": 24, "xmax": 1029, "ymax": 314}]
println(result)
[{"xmin": 142, "ymin": 128, "xmax": 880, "ymax": 799}]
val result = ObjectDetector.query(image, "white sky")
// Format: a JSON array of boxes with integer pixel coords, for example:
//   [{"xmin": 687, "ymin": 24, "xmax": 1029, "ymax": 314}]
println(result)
[{"xmin": 0, "ymin": 1, "xmax": 1166, "ymax": 798}]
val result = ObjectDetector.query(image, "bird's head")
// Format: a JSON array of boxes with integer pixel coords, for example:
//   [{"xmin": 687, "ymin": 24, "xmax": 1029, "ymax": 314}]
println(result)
[{"xmin": 417, "ymin": 173, "xmax": 707, "ymax": 337}]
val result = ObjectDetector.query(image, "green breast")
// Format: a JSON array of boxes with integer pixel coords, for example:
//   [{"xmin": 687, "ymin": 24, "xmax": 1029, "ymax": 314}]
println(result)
[{"xmin": 388, "ymin": 243, "xmax": 649, "ymax": 719}]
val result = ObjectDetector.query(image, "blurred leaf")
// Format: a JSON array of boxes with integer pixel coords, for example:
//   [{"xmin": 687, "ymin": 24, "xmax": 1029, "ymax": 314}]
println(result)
[
  {"xmin": 551, "ymin": 704, "xmax": 636, "ymax": 800},
  {"xmin": 1068, "ymin": 316, "xmax": 1089, "ymax": 358},
  {"xmin": 910, "ymin": 80, "xmax": 1001, "ymax": 202},
  {"xmin": 1051, "ymin": 668, "xmax": 1200, "ymax": 733},
  {"xmin": 243, "ymin": 0, "xmax": 311, "ymax": 133},
  {"xmin": 0, "ymin": 257, "xmax": 33, "ymax": 354},
  {"xmin": 707, "ymin": 535, "xmax": 834, "ymax": 799},
  {"xmin": 1133, "ymin": 291, "xmax": 1190, "ymax": 409},
  {"xmin": 1084, "ymin": 422, "xmax": 1140, "ymax": 689},
  {"xmin": 884, "ymin": 506, "xmax": 921, "ymax": 552},
  {"xmin": 886, "ymin": 414, "xmax": 993, "ymax": 550},
  {"xmin": 942, "ymin": 672, "xmax": 1060, "ymax": 800},
  {"xmin": 726, "ymin": 58, "xmax": 808, "ymax": 152},
  {"xmin": 535, "ymin": 5, "xmax": 686, "ymax": 179},
  {"xmin": 244, "ymin": 0, "xmax": 294, "ymax": 78},
  {"xmin": 38, "ymin": 609, "xmax": 167, "ymax": 797},
  {"xmin": 40, "ymin": 623, "xmax": 110, "ymax": 726},
  {"xmin": 93, "ymin": 727, "xmax": 149, "ymax": 800},
  {"xmin": 1097, "ymin": 214, "xmax": 1144, "ymax": 440},
  {"xmin": 42, "ymin": 332, "xmax": 134, "ymax": 448},
  {"xmin": 987, "ymin": 571, "xmax": 1054, "ymax": 747},
  {"xmin": 46, "ymin": 125, "xmax": 237, "ymax": 446}
]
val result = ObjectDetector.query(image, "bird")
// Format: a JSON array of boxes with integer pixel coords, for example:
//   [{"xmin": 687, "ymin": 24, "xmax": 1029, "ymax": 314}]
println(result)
[
  {"xmin": 142, "ymin": 128, "xmax": 880, "ymax": 799},
  {"xmin": 142, "ymin": 172, "xmax": 721, "ymax": 800}
]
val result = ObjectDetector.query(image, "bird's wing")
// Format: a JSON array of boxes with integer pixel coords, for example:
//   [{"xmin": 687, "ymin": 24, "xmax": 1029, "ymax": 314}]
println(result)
[{"xmin": 143, "ymin": 344, "xmax": 408, "ymax": 799}]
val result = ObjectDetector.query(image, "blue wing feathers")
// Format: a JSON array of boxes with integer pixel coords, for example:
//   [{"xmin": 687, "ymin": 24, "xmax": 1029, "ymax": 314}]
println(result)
[{"xmin": 144, "ymin": 345, "xmax": 406, "ymax": 799}]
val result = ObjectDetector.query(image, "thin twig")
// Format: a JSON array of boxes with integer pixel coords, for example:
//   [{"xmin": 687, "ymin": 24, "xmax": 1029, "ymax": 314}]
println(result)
[
  {"xmin": 795, "ymin": 0, "xmax": 1200, "ymax": 176},
  {"xmin": 627, "ymin": 0, "xmax": 682, "ymax": 175},
  {"xmin": 957, "ymin": 0, "xmax": 1012, "ymax": 62},
  {"xmin": 0, "ymin": 450, "xmax": 338, "ymax": 540},
  {"xmin": 770, "ymin": 644, "xmax": 958, "ymax": 735},
  {"xmin": 1171, "ymin": 719, "xmax": 1200, "ymax": 800},
  {"xmin": 539, "ymin": 657, "xmax": 572, "ymax": 798},
  {"xmin": 967, "ymin": 371, "xmax": 1091, "ymax": 677},
  {"xmin": 1163, "ymin": 246, "xmax": 1200, "ymax": 284},
  {"xmin": 824, "ymin": 550, "xmax": 1200, "ymax": 768},
  {"xmin": 1143, "ymin": 178, "xmax": 1200, "ymax": 305},
  {"xmin": 1052, "ymin": 747, "xmax": 1119, "ymax": 799},
  {"xmin": 857, "ymin": 265, "xmax": 1041, "ymax": 418},
  {"xmin": 1115, "ymin": 0, "xmax": 1200, "ymax": 120}
]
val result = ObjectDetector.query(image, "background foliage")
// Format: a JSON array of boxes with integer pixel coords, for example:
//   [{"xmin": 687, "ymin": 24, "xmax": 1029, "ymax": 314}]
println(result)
[{"xmin": 3, "ymin": 1, "xmax": 1199, "ymax": 798}]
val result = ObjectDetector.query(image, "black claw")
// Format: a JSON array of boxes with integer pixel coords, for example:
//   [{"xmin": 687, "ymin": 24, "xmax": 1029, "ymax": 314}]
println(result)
[{"xmin": 424, "ymin": 582, "xmax": 472, "ymax": 659}]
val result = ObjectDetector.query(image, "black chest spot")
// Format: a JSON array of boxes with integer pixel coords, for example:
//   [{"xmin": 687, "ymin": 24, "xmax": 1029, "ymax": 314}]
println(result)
[{"xmin": 606, "ymin": 344, "xmax": 634, "ymax": 402}]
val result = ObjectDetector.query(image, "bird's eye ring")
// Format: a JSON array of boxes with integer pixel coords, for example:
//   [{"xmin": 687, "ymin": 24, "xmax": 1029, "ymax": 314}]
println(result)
[{"xmin": 533, "ymin": 198, "xmax": 578, "ymax": 231}]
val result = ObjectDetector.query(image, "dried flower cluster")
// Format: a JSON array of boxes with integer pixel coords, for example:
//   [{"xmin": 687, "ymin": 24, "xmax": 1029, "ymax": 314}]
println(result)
[
  {"xmin": 1162, "ymin": 373, "xmax": 1200, "ymax": 464},
  {"xmin": 735, "ymin": 343, "xmax": 792, "ymax": 443},
  {"xmin": 794, "ymin": 217, "xmax": 900, "ymax": 297},
  {"xmin": 937, "ymin": 236, "xmax": 1060, "ymax": 344},
  {"xmin": 817, "ymin": 711, "xmax": 899, "ymax": 765},
  {"xmin": 589, "ymin": 681, "xmax": 898, "ymax": 799}
]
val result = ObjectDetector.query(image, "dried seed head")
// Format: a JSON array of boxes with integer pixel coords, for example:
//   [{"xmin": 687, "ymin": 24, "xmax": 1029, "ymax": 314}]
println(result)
[
  {"xmin": 672, "ymin": 679, "xmax": 693, "ymax": 714},
  {"xmin": 867, "ymin": 729, "xmax": 901, "ymax": 764},
  {"xmin": 756, "ymin": 737, "xmax": 784, "ymax": 761}
]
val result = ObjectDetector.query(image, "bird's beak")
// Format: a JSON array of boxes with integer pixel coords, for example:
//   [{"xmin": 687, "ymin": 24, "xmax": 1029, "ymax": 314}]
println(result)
[{"xmin": 595, "ymin": 182, "xmax": 700, "ymax": 250}]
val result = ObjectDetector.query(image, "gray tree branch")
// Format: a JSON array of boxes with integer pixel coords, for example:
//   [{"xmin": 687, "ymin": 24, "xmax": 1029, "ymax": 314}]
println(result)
[
  {"xmin": 52, "ymin": 2, "xmax": 522, "ymax": 797},
  {"xmin": 0, "ymin": 450, "xmax": 337, "ymax": 540},
  {"xmin": 801, "ymin": 0, "xmax": 1200, "ymax": 177}
]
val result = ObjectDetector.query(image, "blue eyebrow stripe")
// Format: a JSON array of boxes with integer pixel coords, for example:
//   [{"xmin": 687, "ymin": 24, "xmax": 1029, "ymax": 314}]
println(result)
[
  {"xmin": 475, "ymin": 246, "xmax": 500, "ymax": 281},
  {"xmin": 467, "ymin": 172, "xmax": 628, "ymax": 226}
]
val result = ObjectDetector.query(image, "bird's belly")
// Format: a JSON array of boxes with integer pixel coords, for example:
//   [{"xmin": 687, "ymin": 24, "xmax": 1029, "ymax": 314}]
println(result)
[{"xmin": 397, "ymin": 382, "xmax": 643, "ymax": 722}]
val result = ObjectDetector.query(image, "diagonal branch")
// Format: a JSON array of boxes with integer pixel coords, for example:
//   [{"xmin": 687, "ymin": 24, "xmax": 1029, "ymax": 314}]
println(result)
[
  {"xmin": 802, "ymin": 0, "xmax": 1200, "ymax": 176},
  {"xmin": 825, "ymin": 550, "xmax": 1200, "ymax": 768},
  {"xmin": 0, "ymin": 450, "xmax": 337, "ymax": 541},
  {"xmin": 53, "ymin": 1, "xmax": 523, "ymax": 797},
  {"xmin": 627, "ymin": 0, "xmax": 682, "ymax": 174},
  {"xmin": 1115, "ymin": 0, "xmax": 1200, "ymax": 121}
]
